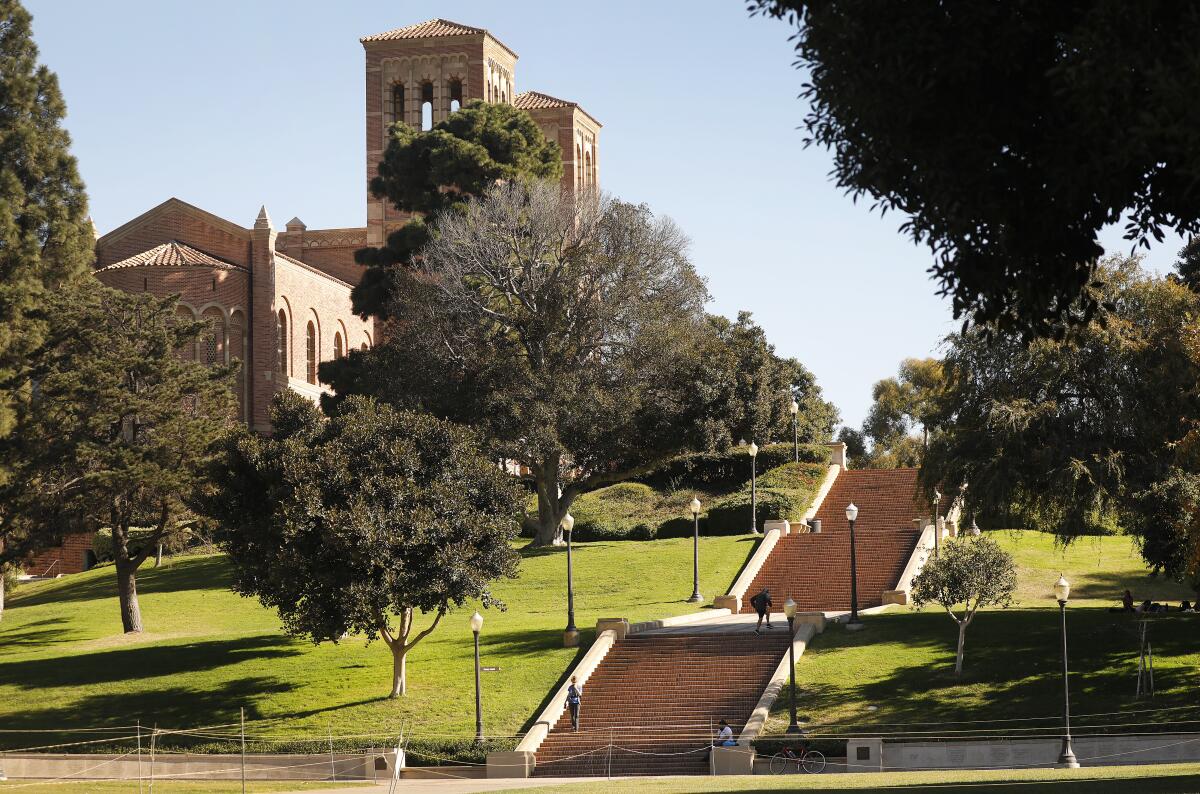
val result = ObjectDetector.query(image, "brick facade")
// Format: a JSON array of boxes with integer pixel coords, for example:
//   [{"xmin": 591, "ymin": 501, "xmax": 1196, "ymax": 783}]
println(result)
[{"xmin": 25, "ymin": 532, "xmax": 94, "ymax": 576}]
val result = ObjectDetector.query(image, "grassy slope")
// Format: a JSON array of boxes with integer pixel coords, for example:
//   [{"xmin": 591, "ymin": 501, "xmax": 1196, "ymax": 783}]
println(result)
[
  {"xmin": 767, "ymin": 530, "xmax": 1200, "ymax": 736},
  {"xmin": 0, "ymin": 536, "xmax": 757, "ymax": 748}
]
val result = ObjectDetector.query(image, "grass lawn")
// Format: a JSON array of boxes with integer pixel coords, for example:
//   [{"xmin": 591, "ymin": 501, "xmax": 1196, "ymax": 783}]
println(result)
[
  {"xmin": 765, "ymin": 530, "xmax": 1200, "ymax": 738},
  {"xmin": 521, "ymin": 762, "xmax": 1200, "ymax": 793},
  {"xmin": 0, "ymin": 536, "xmax": 757, "ymax": 752}
]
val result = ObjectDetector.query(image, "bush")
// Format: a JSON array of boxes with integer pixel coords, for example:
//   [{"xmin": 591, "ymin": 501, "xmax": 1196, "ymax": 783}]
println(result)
[
  {"xmin": 705, "ymin": 462, "xmax": 826, "ymax": 535},
  {"xmin": 635, "ymin": 443, "xmax": 828, "ymax": 493}
]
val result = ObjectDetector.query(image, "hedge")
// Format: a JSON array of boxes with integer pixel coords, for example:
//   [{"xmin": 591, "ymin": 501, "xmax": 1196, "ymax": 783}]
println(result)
[
  {"xmin": 91, "ymin": 526, "xmax": 194, "ymax": 563},
  {"xmin": 634, "ymin": 443, "xmax": 828, "ymax": 493}
]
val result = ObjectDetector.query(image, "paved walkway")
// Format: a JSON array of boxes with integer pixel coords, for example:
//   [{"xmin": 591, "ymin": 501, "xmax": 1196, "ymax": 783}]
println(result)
[{"xmin": 281, "ymin": 777, "xmax": 603, "ymax": 793}]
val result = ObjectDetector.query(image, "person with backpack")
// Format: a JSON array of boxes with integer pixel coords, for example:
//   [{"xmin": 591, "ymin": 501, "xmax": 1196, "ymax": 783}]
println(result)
[
  {"xmin": 750, "ymin": 588, "xmax": 773, "ymax": 634},
  {"xmin": 566, "ymin": 675, "xmax": 582, "ymax": 731}
]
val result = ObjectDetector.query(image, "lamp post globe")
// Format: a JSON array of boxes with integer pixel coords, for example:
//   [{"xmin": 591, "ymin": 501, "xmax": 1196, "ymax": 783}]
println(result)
[
  {"xmin": 687, "ymin": 497, "xmax": 703, "ymax": 603},
  {"xmin": 562, "ymin": 513, "xmax": 578, "ymax": 647},
  {"xmin": 1054, "ymin": 574, "xmax": 1080, "ymax": 768},
  {"xmin": 789, "ymin": 398, "xmax": 800, "ymax": 462},
  {"xmin": 783, "ymin": 597, "xmax": 801, "ymax": 733},
  {"xmin": 470, "ymin": 611, "xmax": 484, "ymax": 743},
  {"xmin": 748, "ymin": 442, "xmax": 760, "ymax": 535},
  {"xmin": 845, "ymin": 503, "xmax": 863, "ymax": 629}
]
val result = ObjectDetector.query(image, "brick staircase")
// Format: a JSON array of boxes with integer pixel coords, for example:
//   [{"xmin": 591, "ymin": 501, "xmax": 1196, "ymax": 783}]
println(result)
[
  {"xmin": 533, "ymin": 630, "xmax": 791, "ymax": 776},
  {"xmin": 739, "ymin": 468, "xmax": 932, "ymax": 612}
]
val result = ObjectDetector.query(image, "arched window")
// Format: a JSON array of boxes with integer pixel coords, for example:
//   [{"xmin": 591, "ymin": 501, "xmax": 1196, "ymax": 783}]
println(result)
[
  {"xmin": 276, "ymin": 309, "xmax": 289, "ymax": 376},
  {"xmin": 201, "ymin": 307, "xmax": 225, "ymax": 366},
  {"xmin": 362, "ymin": 330, "xmax": 372, "ymax": 351},
  {"xmin": 585, "ymin": 150, "xmax": 592, "ymax": 186},
  {"xmin": 305, "ymin": 320, "xmax": 317, "ymax": 385},
  {"xmin": 389, "ymin": 83, "xmax": 405, "ymax": 126},
  {"xmin": 449, "ymin": 78, "xmax": 463, "ymax": 113},
  {"xmin": 576, "ymin": 143, "xmax": 583, "ymax": 188},
  {"xmin": 175, "ymin": 305, "xmax": 196, "ymax": 361},
  {"xmin": 334, "ymin": 331, "xmax": 344, "ymax": 360},
  {"xmin": 229, "ymin": 310, "xmax": 247, "ymax": 421},
  {"xmin": 420, "ymin": 82, "xmax": 433, "ymax": 130}
]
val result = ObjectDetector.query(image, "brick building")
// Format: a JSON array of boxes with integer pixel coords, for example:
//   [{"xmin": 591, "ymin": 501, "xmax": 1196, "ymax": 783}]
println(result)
[{"xmin": 27, "ymin": 18, "xmax": 602, "ymax": 576}]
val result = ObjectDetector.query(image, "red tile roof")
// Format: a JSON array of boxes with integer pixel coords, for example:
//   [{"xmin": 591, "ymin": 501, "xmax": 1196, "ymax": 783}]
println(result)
[
  {"xmin": 360, "ymin": 19, "xmax": 518, "ymax": 57},
  {"xmin": 95, "ymin": 241, "xmax": 246, "ymax": 272},
  {"xmin": 514, "ymin": 90, "xmax": 576, "ymax": 111}
]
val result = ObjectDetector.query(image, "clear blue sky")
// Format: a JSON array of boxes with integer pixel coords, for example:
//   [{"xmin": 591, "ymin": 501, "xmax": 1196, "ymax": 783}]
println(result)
[{"xmin": 24, "ymin": 0, "xmax": 1187, "ymax": 430}]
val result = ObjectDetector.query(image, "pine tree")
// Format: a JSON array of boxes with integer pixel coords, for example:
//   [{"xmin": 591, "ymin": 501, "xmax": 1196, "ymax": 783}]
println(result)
[{"xmin": 0, "ymin": 0, "xmax": 94, "ymax": 618}]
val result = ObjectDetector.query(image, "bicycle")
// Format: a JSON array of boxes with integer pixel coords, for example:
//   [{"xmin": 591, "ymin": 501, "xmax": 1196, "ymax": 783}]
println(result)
[{"xmin": 769, "ymin": 743, "xmax": 826, "ymax": 774}]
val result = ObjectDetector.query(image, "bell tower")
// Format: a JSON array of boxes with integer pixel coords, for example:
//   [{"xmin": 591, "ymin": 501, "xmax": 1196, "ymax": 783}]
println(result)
[{"xmin": 360, "ymin": 19, "xmax": 519, "ymax": 246}]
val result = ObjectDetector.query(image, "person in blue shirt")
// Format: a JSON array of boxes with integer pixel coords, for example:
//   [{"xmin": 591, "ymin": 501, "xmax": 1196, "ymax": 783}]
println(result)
[{"xmin": 566, "ymin": 675, "xmax": 582, "ymax": 731}]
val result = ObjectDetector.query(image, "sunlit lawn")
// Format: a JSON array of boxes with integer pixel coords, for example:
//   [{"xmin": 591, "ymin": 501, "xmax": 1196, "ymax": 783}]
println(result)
[{"xmin": 0, "ymin": 536, "xmax": 756, "ymax": 751}]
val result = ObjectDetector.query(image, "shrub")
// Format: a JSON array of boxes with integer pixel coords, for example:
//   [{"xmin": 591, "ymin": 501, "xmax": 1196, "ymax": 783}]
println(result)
[
  {"xmin": 91, "ymin": 526, "xmax": 193, "ymax": 563},
  {"xmin": 635, "ymin": 443, "xmax": 827, "ymax": 492},
  {"xmin": 705, "ymin": 462, "xmax": 826, "ymax": 535}
]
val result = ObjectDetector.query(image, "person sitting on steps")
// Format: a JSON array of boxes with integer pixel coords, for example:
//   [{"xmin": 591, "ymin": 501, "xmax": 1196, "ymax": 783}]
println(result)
[
  {"xmin": 750, "ymin": 588, "xmax": 773, "ymax": 634},
  {"xmin": 714, "ymin": 719, "xmax": 737, "ymax": 747}
]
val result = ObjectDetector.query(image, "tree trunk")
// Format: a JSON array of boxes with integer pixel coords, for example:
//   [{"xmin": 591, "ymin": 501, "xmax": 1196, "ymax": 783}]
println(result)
[
  {"xmin": 530, "ymin": 456, "xmax": 570, "ymax": 547},
  {"xmin": 954, "ymin": 620, "xmax": 967, "ymax": 675},
  {"xmin": 390, "ymin": 643, "xmax": 407, "ymax": 698},
  {"xmin": 0, "ymin": 569, "xmax": 5, "ymax": 624},
  {"xmin": 113, "ymin": 527, "xmax": 144, "ymax": 634}
]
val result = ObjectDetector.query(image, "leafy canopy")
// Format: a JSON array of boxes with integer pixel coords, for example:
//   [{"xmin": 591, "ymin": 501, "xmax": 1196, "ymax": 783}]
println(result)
[
  {"xmin": 203, "ymin": 392, "xmax": 522, "ymax": 655},
  {"xmin": 750, "ymin": 1, "xmax": 1200, "ymax": 338},
  {"xmin": 0, "ymin": 0, "xmax": 94, "ymax": 438},
  {"xmin": 351, "ymin": 100, "xmax": 562, "ymax": 319}
]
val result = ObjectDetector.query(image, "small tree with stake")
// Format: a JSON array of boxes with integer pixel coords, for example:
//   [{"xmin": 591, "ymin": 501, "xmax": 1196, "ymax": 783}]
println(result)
[
  {"xmin": 202, "ymin": 392, "xmax": 522, "ymax": 698},
  {"xmin": 910, "ymin": 535, "xmax": 1017, "ymax": 675}
]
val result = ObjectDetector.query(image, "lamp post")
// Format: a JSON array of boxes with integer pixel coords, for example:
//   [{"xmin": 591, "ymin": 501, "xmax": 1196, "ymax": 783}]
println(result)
[
  {"xmin": 932, "ymin": 489, "xmax": 942, "ymax": 556},
  {"xmin": 470, "ymin": 611, "xmax": 484, "ymax": 744},
  {"xmin": 846, "ymin": 503, "xmax": 862, "ymax": 630},
  {"xmin": 562, "ymin": 513, "xmax": 578, "ymax": 647},
  {"xmin": 789, "ymin": 398, "xmax": 800, "ymax": 463},
  {"xmin": 784, "ymin": 597, "xmax": 801, "ymax": 734},
  {"xmin": 688, "ymin": 497, "xmax": 703, "ymax": 603},
  {"xmin": 1054, "ymin": 575, "xmax": 1080, "ymax": 769},
  {"xmin": 748, "ymin": 442, "xmax": 759, "ymax": 535}
]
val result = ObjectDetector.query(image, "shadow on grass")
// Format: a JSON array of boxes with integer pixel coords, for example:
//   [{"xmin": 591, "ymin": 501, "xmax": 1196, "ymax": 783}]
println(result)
[
  {"xmin": 0, "ymin": 633, "xmax": 301, "ymax": 690},
  {"xmin": 0, "ymin": 617, "xmax": 70, "ymax": 648},
  {"xmin": 781, "ymin": 608, "xmax": 1200, "ymax": 730},
  {"xmin": 722, "ymin": 773, "xmax": 1200, "ymax": 794},
  {"xmin": 10, "ymin": 555, "xmax": 233, "ymax": 609}
]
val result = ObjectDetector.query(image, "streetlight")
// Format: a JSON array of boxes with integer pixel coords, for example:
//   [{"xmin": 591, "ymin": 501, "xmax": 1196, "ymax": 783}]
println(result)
[
  {"xmin": 1053, "ymin": 574, "xmax": 1080, "ymax": 769},
  {"xmin": 932, "ymin": 489, "xmax": 942, "ymax": 556},
  {"xmin": 783, "ymin": 597, "xmax": 801, "ymax": 734},
  {"xmin": 845, "ymin": 503, "xmax": 862, "ymax": 629},
  {"xmin": 789, "ymin": 398, "xmax": 800, "ymax": 463},
  {"xmin": 562, "ymin": 513, "xmax": 578, "ymax": 648},
  {"xmin": 470, "ymin": 611, "xmax": 484, "ymax": 744},
  {"xmin": 748, "ymin": 442, "xmax": 759, "ymax": 535},
  {"xmin": 688, "ymin": 497, "xmax": 703, "ymax": 603}
]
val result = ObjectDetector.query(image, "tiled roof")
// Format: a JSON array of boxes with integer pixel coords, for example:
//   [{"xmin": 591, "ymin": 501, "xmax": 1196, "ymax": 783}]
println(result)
[
  {"xmin": 360, "ymin": 18, "xmax": 518, "ymax": 58},
  {"xmin": 96, "ymin": 241, "xmax": 246, "ymax": 272},
  {"xmin": 514, "ymin": 90, "xmax": 576, "ymax": 111}
]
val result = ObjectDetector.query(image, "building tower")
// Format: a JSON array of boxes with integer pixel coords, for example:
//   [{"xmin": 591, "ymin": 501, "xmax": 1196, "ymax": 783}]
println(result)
[{"xmin": 360, "ymin": 19, "xmax": 601, "ymax": 246}]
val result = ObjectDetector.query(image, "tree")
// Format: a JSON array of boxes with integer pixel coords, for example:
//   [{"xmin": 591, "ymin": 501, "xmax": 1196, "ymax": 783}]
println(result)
[
  {"xmin": 201, "ymin": 393, "xmax": 522, "ymax": 697},
  {"xmin": 922, "ymin": 256, "xmax": 1200, "ymax": 577},
  {"xmin": 0, "ymin": 0, "xmax": 96, "ymax": 614},
  {"xmin": 325, "ymin": 179, "xmax": 720, "ymax": 547},
  {"xmin": 1176, "ymin": 237, "xmax": 1200, "ymax": 293},
  {"xmin": 749, "ymin": 1, "xmax": 1200, "ymax": 338},
  {"xmin": 854, "ymin": 357, "xmax": 945, "ymax": 468},
  {"xmin": 349, "ymin": 100, "xmax": 562, "ymax": 320},
  {"xmin": 0, "ymin": 284, "xmax": 236, "ymax": 632},
  {"xmin": 910, "ymin": 535, "xmax": 1017, "ymax": 675}
]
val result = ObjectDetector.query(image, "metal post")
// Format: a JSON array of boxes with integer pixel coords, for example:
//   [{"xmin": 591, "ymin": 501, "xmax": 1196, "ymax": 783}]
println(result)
[
  {"xmin": 932, "ymin": 493, "xmax": 941, "ymax": 557},
  {"xmin": 688, "ymin": 511, "xmax": 702, "ymax": 603},
  {"xmin": 137, "ymin": 720, "xmax": 143, "ymax": 794},
  {"xmin": 328, "ymin": 725, "xmax": 336, "ymax": 781},
  {"xmin": 473, "ymin": 628, "xmax": 484, "ymax": 744},
  {"xmin": 786, "ymin": 615, "xmax": 800, "ymax": 734},
  {"xmin": 848, "ymin": 517, "xmax": 861, "ymax": 626},
  {"xmin": 750, "ymin": 454, "xmax": 758, "ymax": 534},
  {"xmin": 1058, "ymin": 600, "xmax": 1079, "ymax": 768},
  {"xmin": 149, "ymin": 725, "xmax": 156, "ymax": 794},
  {"xmin": 240, "ymin": 707, "xmax": 247, "ymax": 794},
  {"xmin": 565, "ymin": 529, "xmax": 576, "ymax": 635},
  {"xmin": 793, "ymin": 414, "xmax": 799, "ymax": 463}
]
